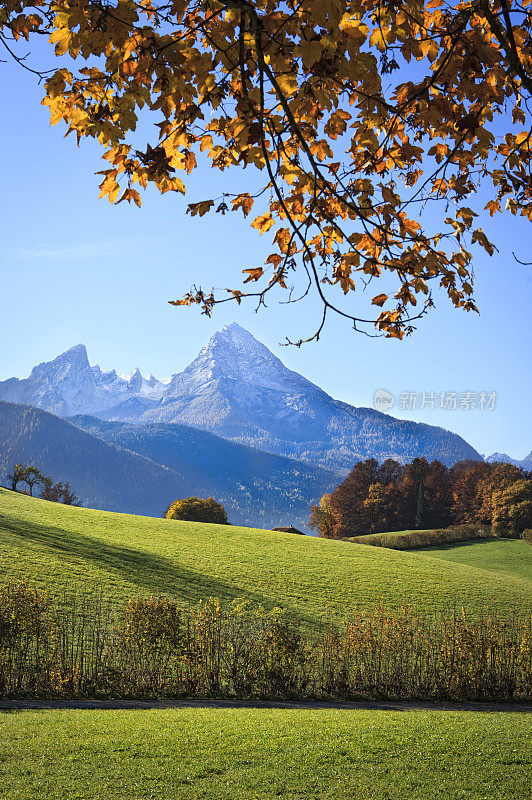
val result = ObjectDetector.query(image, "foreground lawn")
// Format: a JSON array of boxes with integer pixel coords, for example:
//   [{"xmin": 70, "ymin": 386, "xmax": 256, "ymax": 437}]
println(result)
[
  {"xmin": 1, "ymin": 488, "xmax": 531, "ymax": 630},
  {"xmin": 416, "ymin": 538, "xmax": 532, "ymax": 585},
  {"xmin": 0, "ymin": 707, "xmax": 529, "ymax": 800}
]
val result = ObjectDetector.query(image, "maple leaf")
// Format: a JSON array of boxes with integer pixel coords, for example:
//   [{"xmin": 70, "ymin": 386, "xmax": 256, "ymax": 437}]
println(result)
[
  {"xmin": 243, "ymin": 267, "xmax": 264, "ymax": 283},
  {"xmin": 232, "ymin": 195, "xmax": 254, "ymax": 217},
  {"xmin": 251, "ymin": 214, "xmax": 275, "ymax": 234},
  {"xmin": 187, "ymin": 200, "xmax": 214, "ymax": 217}
]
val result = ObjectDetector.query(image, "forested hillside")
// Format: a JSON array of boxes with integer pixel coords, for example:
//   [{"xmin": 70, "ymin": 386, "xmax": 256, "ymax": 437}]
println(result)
[
  {"xmin": 0, "ymin": 402, "xmax": 188, "ymax": 516},
  {"xmin": 0, "ymin": 402, "xmax": 337, "ymax": 528},
  {"xmin": 70, "ymin": 415, "xmax": 338, "ymax": 530}
]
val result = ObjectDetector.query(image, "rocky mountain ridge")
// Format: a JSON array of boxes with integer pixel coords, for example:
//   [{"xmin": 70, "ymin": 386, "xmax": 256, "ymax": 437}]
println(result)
[
  {"xmin": 0, "ymin": 344, "xmax": 166, "ymax": 418},
  {"xmin": 485, "ymin": 451, "xmax": 532, "ymax": 470},
  {"xmin": 0, "ymin": 325, "xmax": 484, "ymax": 470}
]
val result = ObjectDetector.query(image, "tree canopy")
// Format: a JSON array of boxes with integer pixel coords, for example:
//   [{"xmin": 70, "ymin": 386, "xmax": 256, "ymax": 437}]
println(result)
[
  {"xmin": 3, "ymin": 0, "xmax": 532, "ymax": 341},
  {"xmin": 6, "ymin": 462, "xmax": 82, "ymax": 503},
  {"xmin": 166, "ymin": 496, "xmax": 229, "ymax": 523},
  {"xmin": 492, "ymin": 478, "xmax": 532, "ymax": 537},
  {"xmin": 7, "ymin": 463, "xmax": 50, "ymax": 496}
]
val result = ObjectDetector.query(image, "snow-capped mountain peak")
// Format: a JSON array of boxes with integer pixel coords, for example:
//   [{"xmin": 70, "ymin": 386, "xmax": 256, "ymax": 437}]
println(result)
[
  {"xmin": 0, "ymin": 327, "xmax": 483, "ymax": 470},
  {"xmin": 165, "ymin": 322, "xmax": 325, "ymax": 398},
  {"xmin": 30, "ymin": 343, "xmax": 89, "ymax": 378},
  {"xmin": 142, "ymin": 325, "xmax": 482, "ymax": 471},
  {"xmin": 0, "ymin": 345, "xmax": 164, "ymax": 417},
  {"xmin": 128, "ymin": 367, "xmax": 143, "ymax": 393},
  {"xmin": 486, "ymin": 451, "xmax": 532, "ymax": 468}
]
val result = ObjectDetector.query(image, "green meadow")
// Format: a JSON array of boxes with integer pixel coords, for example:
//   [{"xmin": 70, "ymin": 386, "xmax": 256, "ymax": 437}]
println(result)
[
  {"xmin": 0, "ymin": 488, "xmax": 530, "ymax": 630},
  {"xmin": 416, "ymin": 538, "xmax": 532, "ymax": 584},
  {"xmin": 0, "ymin": 491, "xmax": 530, "ymax": 800},
  {"xmin": 0, "ymin": 707, "xmax": 530, "ymax": 800}
]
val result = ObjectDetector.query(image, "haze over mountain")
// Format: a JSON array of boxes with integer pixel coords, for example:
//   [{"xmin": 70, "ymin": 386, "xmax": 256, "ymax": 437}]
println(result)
[
  {"xmin": 69, "ymin": 415, "xmax": 337, "ymax": 529},
  {"xmin": 0, "ymin": 401, "xmax": 186, "ymax": 517},
  {"xmin": 0, "ymin": 324, "xmax": 482, "ymax": 471},
  {"xmin": 0, "ymin": 402, "xmax": 336, "ymax": 529}
]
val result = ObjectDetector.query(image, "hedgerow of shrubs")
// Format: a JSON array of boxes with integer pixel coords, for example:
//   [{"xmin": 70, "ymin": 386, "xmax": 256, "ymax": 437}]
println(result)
[
  {"xmin": 346, "ymin": 525, "xmax": 496, "ymax": 550},
  {"xmin": 0, "ymin": 581, "xmax": 530, "ymax": 702}
]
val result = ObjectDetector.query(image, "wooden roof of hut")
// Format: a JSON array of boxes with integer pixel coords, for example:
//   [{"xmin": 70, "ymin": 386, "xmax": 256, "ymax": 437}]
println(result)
[{"xmin": 272, "ymin": 526, "xmax": 305, "ymax": 535}]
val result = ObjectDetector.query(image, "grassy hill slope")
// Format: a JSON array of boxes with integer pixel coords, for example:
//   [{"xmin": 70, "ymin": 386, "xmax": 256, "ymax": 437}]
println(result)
[
  {"xmin": 414, "ymin": 539, "xmax": 532, "ymax": 585},
  {"xmin": 0, "ymin": 489, "xmax": 530, "ymax": 629}
]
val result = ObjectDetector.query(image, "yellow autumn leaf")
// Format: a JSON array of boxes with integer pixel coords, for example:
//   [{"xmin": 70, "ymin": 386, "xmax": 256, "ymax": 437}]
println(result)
[
  {"xmin": 242, "ymin": 267, "xmax": 264, "ymax": 283},
  {"xmin": 369, "ymin": 28, "xmax": 388, "ymax": 52},
  {"xmin": 187, "ymin": 200, "xmax": 214, "ymax": 217},
  {"xmin": 49, "ymin": 26, "xmax": 71, "ymax": 56},
  {"xmin": 251, "ymin": 214, "xmax": 275, "ymax": 233}
]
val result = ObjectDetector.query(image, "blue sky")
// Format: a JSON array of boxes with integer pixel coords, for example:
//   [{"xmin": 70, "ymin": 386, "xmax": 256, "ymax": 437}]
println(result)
[{"xmin": 1, "ymin": 48, "xmax": 531, "ymax": 460}]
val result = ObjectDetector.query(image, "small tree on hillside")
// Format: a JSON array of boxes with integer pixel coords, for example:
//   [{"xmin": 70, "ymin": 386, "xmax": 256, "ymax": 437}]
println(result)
[
  {"xmin": 309, "ymin": 494, "xmax": 338, "ymax": 538},
  {"xmin": 166, "ymin": 497, "xmax": 229, "ymax": 525},
  {"xmin": 61, "ymin": 483, "xmax": 81, "ymax": 506},
  {"xmin": 7, "ymin": 464, "xmax": 28, "ymax": 492},
  {"xmin": 23, "ymin": 467, "xmax": 51, "ymax": 497},
  {"xmin": 7, "ymin": 464, "xmax": 51, "ymax": 497},
  {"xmin": 40, "ymin": 481, "xmax": 82, "ymax": 506}
]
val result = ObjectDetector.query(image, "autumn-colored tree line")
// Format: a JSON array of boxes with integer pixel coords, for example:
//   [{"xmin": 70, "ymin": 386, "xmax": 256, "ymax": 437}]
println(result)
[{"xmin": 311, "ymin": 458, "xmax": 532, "ymax": 539}]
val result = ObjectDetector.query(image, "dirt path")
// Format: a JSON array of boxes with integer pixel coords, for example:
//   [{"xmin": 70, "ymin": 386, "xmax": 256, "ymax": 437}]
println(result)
[{"xmin": 1, "ymin": 698, "xmax": 530, "ymax": 713}]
